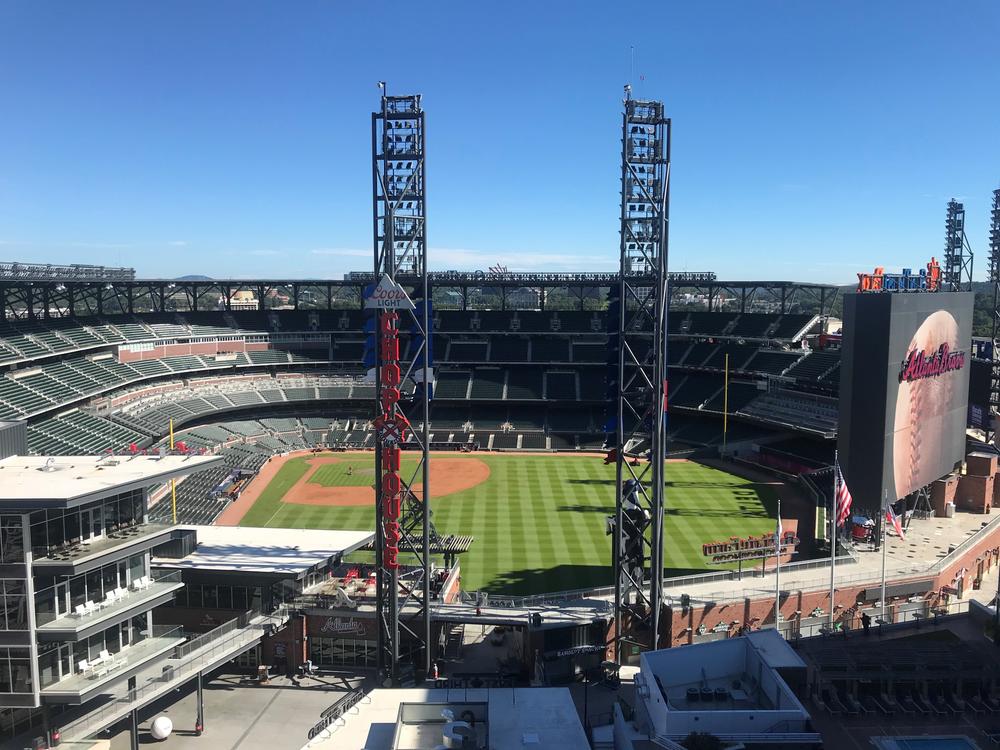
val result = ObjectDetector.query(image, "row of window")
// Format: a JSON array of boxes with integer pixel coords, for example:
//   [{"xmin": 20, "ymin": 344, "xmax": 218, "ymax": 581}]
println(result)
[
  {"xmin": 171, "ymin": 583, "xmax": 262, "ymax": 612},
  {"xmin": 29, "ymin": 489, "xmax": 144, "ymax": 557},
  {"xmin": 308, "ymin": 637, "xmax": 376, "ymax": 668},
  {"xmin": 34, "ymin": 554, "xmax": 147, "ymax": 626}
]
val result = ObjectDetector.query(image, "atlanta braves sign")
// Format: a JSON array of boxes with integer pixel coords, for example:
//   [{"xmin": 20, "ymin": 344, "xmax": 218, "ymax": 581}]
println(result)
[{"xmin": 899, "ymin": 343, "xmax": 965, "ymax": 383}]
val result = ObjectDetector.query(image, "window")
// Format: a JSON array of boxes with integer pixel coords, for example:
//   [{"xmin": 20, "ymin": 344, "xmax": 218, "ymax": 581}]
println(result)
[
  {"xmin": 202, "ymin": 586, "xmax": 218, "ymax": 609},
  {"xmin": 0, "ymin": 517, "xmax": 24, "ymax": 564},
  {"xmin": 308, "ymin": 638, "xmax": 375, "ymax": 667},
  {"xmin": 0, "ymin": 648, "xmax": 33, "ymax": 694},
  {"xmin": 0, "ymin": 581, "xmax": 28, "ymax": 631}
]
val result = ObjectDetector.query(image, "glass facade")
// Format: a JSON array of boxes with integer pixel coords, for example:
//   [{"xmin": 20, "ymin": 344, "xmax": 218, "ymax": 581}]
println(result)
[
  {"xmin": 173, "ymin": 583, "xmax": 261, "ymax": 612},
  {"xmin": 0, "ymin": 516, "xmax": 25, "ymax": 564},
  {"xmin": 0, "ymin": 648, "xmax": 32, "ymax": 695},
  {"xmin": 0, "ymin": 580, "xmax": 28, "ymax": 631},
  {"xmin": 308, "ymin": 637, "xmax": 376, "ymax": 668},
  {"xmin": 28, "ymin": 489, "xmax": 144, "ymax": 557},
  {"xmin": 34, "ymin": 553, "xmax": 147, "ymax": 625},
  {"xmin": 0, "ymin": 706, "xmax": 44, "ymax": 741}
]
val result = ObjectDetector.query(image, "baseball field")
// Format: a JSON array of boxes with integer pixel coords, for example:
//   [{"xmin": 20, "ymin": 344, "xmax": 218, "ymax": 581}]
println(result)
[{"xmin": 220, "ymin": 451, "xmax": 790, "ymax": 595}]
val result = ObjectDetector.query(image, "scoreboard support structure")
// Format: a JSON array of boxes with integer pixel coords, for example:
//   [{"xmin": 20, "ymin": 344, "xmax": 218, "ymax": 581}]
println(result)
[
  {"xmin": 988, "ymin": 189, "xmax": 1000, "ymax": 444},
  {"xmin": 371, "ymin": 86, "xmax": 433, "ymax": 684},
  {"xmin": 612, "ymin": 87, "xmax": 670, "ymax": 663}
]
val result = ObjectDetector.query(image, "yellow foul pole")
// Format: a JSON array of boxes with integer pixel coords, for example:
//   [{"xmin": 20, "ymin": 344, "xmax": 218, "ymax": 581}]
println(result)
[
  {"xmin": 723, "ymin": 353, "xmax": 729, "ymax": 450},
  {"xmin": 169, "ymin": 418, "xmax": 177, "ymax": 524}
]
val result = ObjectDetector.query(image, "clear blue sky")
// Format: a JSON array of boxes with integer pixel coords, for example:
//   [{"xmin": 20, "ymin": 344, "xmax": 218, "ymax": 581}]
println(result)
[{"xmin": 1, "ymin": 1, "xmax": 998, "ymax": 283}]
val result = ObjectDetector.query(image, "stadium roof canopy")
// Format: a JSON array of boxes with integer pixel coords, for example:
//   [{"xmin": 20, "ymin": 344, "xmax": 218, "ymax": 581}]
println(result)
[
  {"xmin": 0, "ymin": 454, "xmax": 222, "ymax": 508},
  {"xmin": 154, "ymin": 524, "xmax": 373, "ymax": 576}
]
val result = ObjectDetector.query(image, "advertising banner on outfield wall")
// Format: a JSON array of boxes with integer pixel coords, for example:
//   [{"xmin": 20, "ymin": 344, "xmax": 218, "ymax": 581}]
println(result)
[{"xmin": 838, "ymin": 291, "xmax": 972, "ymax": 509}]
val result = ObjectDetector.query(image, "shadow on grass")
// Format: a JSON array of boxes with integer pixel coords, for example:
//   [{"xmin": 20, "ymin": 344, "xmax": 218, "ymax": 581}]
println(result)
[
  {"xmin": 480, "ymin": 565, "xmax": 613, "ymax": 596},
  {"xmin": 565, "ymin": 478, "xmax": 768, "ymax": 491},
  {"xmin": 479, "ymin": 564, "xmax": 725, "ymax": 596}
]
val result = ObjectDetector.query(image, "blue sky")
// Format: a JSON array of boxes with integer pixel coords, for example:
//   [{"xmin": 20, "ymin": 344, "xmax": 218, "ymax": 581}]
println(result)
[{"xmin": 0, "ymin": 1, "xmax": 997, "ymax": 283}]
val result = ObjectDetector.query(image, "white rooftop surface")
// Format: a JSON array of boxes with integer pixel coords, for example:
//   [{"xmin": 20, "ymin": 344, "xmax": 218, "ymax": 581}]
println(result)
[
  {"xmin": 302, "ymin": 687, "xmax": 588, "ymax": 750},
  {"xmin": 155, "ymin": 525, "xmax": 374, "ymax": 575},
  {"xmin": 0, "ymin": 454, "xmax": 223, "ymax": 503}
]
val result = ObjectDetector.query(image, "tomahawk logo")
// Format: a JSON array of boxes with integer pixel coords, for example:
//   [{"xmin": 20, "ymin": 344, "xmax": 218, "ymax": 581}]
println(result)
[{"xmin": 364, "ymin": 274, "xmax": 415, "ymax": 311}]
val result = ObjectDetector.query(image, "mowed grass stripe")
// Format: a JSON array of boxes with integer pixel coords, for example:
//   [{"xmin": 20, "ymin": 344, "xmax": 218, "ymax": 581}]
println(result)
[{"xmin": 240, "ymin": 454, "xmax": 777, "ymax": 595}]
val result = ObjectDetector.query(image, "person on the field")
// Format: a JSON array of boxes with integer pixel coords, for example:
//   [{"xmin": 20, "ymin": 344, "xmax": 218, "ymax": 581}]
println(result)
[{"xmin": 347, "ymin": 465, "xmax": 353, "ymax": 477}]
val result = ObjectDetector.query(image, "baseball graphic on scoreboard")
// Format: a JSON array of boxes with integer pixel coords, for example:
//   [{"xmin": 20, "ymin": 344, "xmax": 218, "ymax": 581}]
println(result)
[{"xmin": 893, "ymin": 309, "xmax": 964, "ymax": 499}]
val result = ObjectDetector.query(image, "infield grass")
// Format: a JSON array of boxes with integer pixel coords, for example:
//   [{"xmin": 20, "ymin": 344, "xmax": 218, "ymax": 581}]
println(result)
[{"xmin": 238, "ymin": 454, "xmax": 778, "ymax": 595}]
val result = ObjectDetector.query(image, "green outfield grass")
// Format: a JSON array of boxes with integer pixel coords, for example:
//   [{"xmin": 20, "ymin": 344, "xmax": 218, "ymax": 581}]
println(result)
[{"xmin": 238, "ymin": 454, "xmax": 778, "ymax": 595}]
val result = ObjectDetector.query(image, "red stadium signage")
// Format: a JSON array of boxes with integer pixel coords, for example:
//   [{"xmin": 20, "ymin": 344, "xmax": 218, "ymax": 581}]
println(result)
[
  {"xmin": 376, "ymin": 310, "xmax": 407, "ymax": 570},
  {"xmin": 899, "ymin": 343, "xmax": 965, "ymax": 383},
  {"xmin": 702, "ymin": 531, "xmax": 799, "ymax": 565}
]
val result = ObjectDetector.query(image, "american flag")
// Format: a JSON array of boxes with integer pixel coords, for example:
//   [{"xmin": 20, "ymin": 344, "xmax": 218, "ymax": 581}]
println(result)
[
  {"xmin": 835, "ymin": 460, "xmax": 853, "ymax": 527},
  {"xmin": 885, "ymin": 502, "xmax": 905, "ymax": 541}
]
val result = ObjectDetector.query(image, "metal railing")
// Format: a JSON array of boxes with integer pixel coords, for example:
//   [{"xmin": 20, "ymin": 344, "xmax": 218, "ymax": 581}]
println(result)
[
  {"xmin": 61, "ymin": 613, "xmax": 278, "ymax": 741},
  {"xmin": 307, "ymin": 689, "xmax": 367, "ymax": 741},
  {"xmin": 173, "ymin": 609, "xmax": 256, "ymax": 660}
]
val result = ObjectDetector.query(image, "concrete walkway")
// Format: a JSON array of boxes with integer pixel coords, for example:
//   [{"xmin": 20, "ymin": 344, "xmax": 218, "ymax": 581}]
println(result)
[{"xmin": 107, "ymin": 671, "xmax": 370, "ymax": 750}]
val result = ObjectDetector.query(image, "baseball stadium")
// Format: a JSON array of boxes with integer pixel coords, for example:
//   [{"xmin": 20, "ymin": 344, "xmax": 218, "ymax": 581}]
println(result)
[
  {"xmin": 0, "ymin": 272, "xmax": 834, "ymax": 592},
  {"xmin": 1, "ymin": 92, "xmax": 1000, "ymax": 750}
]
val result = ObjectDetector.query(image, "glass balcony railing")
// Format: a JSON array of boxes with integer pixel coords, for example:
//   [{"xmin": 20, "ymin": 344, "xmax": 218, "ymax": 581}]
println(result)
[
  {"xmin": 35, "ymin": 570, "xmax": 183, "ymax": 632},
  {"xmin": 41, "ymin": 626, "xmax": 185, "ymax": 697}
]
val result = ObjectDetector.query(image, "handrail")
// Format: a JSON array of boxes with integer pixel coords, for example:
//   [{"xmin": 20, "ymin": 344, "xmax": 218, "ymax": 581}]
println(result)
[
  {"xmin": 61, "ymin": 613, "xmax": 274, "ymax": 741},
  {"xmin": 173, "ymin": 609, "xmax": 256, "ymax": 660},
  {"xmin": 308, "ymin": 689, "xmax": 367, "ymax": 740}
]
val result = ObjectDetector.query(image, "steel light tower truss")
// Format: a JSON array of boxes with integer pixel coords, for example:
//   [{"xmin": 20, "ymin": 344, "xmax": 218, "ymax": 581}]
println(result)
[
  {"xmin": 988, "ymin": 189, "xmax": 1000, "ymax": 443},
  {"xmin": 943, "ymin": 199, "xmax": 974, "ymax": 292},
  {"xmin": 371, "ymin": 88, "xmax": 433, "ymax": 683},
  {"xmin": 612, "ymin": 89, "xmax": 670, "ymax": 663}
]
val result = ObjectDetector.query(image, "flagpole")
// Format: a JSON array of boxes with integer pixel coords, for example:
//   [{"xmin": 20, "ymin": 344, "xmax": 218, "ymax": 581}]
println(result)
[
  {"xmin": 881, "ymin": 490, "xmax": 888, "ymax": 625},
  {"xmin": 775, "ymin": 493, "xmax": 781, "ymax": 632},
  {"xmin": 830, "ymin": 451, "xmax": 837, "ymax": 630}
]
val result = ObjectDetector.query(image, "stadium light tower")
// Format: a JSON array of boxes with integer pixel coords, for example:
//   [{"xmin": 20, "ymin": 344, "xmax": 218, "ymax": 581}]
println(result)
[
  {"xmin": 371, "ymin": 85, "xmax": 433, "ymax": 683},
  {"xmin": 988, "ymin": 188, "xmax": 1000, "ymax": 443},
  {"xmin": 611, "ymin": 87, "xmax": 670, "ymax": 663},
  {"xmin": 943, "ymin": 199, "xmax": 974, "ymax": 292}
]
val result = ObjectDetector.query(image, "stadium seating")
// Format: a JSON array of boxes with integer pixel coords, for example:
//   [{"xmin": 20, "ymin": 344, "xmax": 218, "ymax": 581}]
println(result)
[
  {"xmin": 544, "ymin": 371, "xmax": 577, "ymax": 400},
  {"xmin": 0, "ymin": 304, "xmax": 831, "ymax": 460},
  {"xmin": 739, "ymin": 389, "xmax": 838, "ymax": 434},
  {"xmin": 505, "ymin": 369, "xmax": 543, "ymax": 400},
  {"xmin": 489, "ymin": 337, "xmax": 530, "ymax": 362},
  {"xmin": 469, "ymin": 369, "xmax": 505, "ymax": 399},
  {"xmin": 702, "ymin": 381, "xmax": 762, "ymax": 413},
  {"xmin": 785, "ymin": 349, "xmax": 840, "ymax": 381},
  {"xmin": 670, "ymin": 375, "xmax": 724, "ymax": 409},
  {"xmin": 447, "ymin": 339, "xmax": 489, "ymax": 362},
  {"xmin": 741, "ymin": 350, "xmax": 802, "ymax": 376}
]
